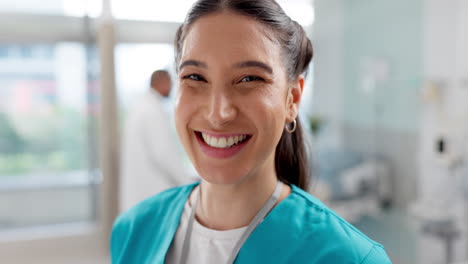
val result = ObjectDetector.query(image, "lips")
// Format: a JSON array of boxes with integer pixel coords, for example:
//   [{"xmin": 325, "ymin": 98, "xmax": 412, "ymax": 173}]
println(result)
[
  {"xmin": 194, "ymin": 131, "xmax": 252, "ymax": 159},
  {"xmin": 200, "ymin": 132, "xmax": 250, "ymax": 148}
]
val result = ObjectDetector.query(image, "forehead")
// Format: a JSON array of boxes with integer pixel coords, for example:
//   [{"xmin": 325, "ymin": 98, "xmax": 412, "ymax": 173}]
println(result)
[{"xmin": 180, "ymin": 11, "xmax": 281, "ymax": 68}]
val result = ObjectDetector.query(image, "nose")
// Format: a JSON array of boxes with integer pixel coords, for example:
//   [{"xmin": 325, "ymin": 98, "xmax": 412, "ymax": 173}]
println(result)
[{"xmin": 206, "ymin": 89, "xmax": 238, "ymax": 128}]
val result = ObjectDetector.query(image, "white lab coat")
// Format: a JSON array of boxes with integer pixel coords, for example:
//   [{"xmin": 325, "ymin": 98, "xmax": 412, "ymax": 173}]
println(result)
[{"xmin": 120, "ymin": 89, "xmax": 194, "ymax": 212}]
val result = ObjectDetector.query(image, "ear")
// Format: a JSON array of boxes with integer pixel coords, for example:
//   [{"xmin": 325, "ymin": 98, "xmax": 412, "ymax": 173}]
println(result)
[{"xmin": 286, "ymin": 75, "xmax": 304, "ymax": 123}]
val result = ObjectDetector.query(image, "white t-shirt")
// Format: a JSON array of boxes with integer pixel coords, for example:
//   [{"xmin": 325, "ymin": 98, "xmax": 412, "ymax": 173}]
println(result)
[{"xmin": 165, "ymin": 198, "xmax": 248, "ymax": 264}]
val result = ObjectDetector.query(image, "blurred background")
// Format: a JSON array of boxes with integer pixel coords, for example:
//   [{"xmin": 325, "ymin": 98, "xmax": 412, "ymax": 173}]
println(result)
[{"xmin": 0, "ymin": 0, "xmax": 467, "ymax": 263}]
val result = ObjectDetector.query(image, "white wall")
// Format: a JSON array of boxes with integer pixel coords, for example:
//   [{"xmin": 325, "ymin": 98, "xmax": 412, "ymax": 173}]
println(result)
[
  {"xmin": 313, "ymin": 0, "xmax": 423, "ymax": 208},
  {"xmin": 311, "ymin": 0, "xmax": 345, "ymax": 148},
  {"xmin": 418, "ymin": 0, "xmax": 468, "ymax": 208},
  {"xmin": 418, "ymin": 0, "xmax": 468, "ymax": 260}
]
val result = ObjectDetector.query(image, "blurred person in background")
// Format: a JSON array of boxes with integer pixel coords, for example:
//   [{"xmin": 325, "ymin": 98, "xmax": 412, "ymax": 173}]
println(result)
[
  {"xmin": 120, "ymin": 69, "xmax": 194, "ymax": 212},
  {"xmin": 112, "ymin": 0, "xmax": 391, "ymax": 263}
]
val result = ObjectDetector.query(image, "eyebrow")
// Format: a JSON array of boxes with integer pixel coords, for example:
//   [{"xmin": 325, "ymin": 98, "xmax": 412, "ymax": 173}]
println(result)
[
  {"xmin": 179, "ymin": 59, "xmax": 273, "ymax": 74},
  {"xmin": 234, "ymin": 60, "xmax": 273, "ymax": 74},
  {"xmin": 179, "ymin": 59, "xmax": 208, "ymax": 70}
]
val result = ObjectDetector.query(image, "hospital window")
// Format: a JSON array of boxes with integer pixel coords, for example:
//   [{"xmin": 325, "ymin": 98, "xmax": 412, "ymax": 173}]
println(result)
[
  {"xmin": 0, "ymin": 42, "xmax": 100, "ymax": 230},
  {"xmin": 0, "ymin": 0, "xmax": 101, "ymax": 17}
]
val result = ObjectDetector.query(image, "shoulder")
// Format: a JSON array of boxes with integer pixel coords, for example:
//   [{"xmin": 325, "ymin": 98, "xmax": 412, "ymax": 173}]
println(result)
[
  {"xmin": 114, "ymin": 184, "xmax": 189, "ymax": 225},
  {"xmin": 112, "ymin": 183, "xmax": 195, "ymax": 231},
  {"xmin": 110, "ymin": 183, "xmax": 197, "ymax": 263},
  {"xmin": 291, "ymin": 185, "xmax": 391, "ymax": 263},
  {"xmin": 253, "ymin": 185, "xmax": 391, "ymax": 263}
]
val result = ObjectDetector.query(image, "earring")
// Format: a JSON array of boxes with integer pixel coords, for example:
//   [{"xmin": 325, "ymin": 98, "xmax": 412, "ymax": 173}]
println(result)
[{"xmin": 285, "ymin": 119, "xmax": 297, "ymax": 133}]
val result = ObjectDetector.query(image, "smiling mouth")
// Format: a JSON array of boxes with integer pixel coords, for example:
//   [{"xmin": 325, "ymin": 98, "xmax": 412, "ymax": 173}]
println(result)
[{"xmin": 194, "ymin": 131, "xmax": 252, "ymax": 149}]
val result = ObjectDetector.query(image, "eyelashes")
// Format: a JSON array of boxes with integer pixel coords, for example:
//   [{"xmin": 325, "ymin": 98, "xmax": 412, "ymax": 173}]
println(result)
[
  {"xmin": 239, "ymin": 76, "xmax": 265, "ymax": 83},
  {"xmin": 181, "ymin": 74, "xmax": 265, "ymax": 84},
  {"xmin": 182, "ymin": 74, "xmax": 207, "ymax": 82}
]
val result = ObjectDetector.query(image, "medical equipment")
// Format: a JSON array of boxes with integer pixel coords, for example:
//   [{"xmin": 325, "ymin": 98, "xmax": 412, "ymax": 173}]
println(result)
[{"xmin": 410, "ymin": 78, "xmax": 468, "ymax": 263}]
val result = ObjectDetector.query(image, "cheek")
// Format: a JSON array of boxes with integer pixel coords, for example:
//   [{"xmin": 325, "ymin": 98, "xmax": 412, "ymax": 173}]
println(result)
[
  {"xmin": 174, "ymin": 89, "xmax": 192, "ymax": 139},
  {"xmin": 174, "ymin": 86, "xmax": 204, "ymax": 143},
  {"xmin": 251, "ymin": 89, "xmax": 288, "ymax": 127},
  {"xmin": 264, "ymin": 93, "xmax": 289, "ymax": 144}
]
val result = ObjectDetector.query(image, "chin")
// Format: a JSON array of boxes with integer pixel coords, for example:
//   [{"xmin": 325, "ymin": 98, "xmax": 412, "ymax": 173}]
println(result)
[{"xmin": 195, "ymin": 166, "xmax": 251, "ymax": 185}]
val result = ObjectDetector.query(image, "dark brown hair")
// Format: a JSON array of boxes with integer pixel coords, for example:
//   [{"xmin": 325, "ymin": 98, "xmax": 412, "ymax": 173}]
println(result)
[{"xmin": 174, "ymin": 0, "xmax": 313, "ymax": 190}]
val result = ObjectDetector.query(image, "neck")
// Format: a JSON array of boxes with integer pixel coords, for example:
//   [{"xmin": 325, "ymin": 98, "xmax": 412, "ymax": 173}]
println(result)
[{"xmin": 192, "ymin": 171, "xmax": 289, "ymax": 231}]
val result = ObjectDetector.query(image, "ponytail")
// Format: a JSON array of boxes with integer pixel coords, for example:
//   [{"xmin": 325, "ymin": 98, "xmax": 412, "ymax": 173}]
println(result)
[
  {"xmin": 275, "ymin": 119, "xmax": 309, "ymax": 190},
  {"xmin": 274, "ymin": 21, "xmax": 313, "ymax": 190}
]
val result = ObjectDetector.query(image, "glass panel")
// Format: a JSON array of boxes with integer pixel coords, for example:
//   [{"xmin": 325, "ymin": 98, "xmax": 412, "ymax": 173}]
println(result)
[
  {"xmin": 0, "ymin": 0, "xmax": 101, "ymax": 17},
  {"xmin": 0, "ymin": 43, "xmax": 100, "ymax": 230}
]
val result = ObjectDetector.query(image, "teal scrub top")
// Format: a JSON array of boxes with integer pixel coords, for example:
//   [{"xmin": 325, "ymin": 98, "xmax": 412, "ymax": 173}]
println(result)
[{"xmin": 111, "ymin": 183, "xmax": 392, "ymax": 264}]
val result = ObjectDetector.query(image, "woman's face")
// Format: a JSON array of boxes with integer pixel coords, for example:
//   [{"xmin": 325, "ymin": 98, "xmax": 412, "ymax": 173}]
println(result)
[{"xmin": 175, "ymin": 11, "xmax": 303, "ymax": 185}]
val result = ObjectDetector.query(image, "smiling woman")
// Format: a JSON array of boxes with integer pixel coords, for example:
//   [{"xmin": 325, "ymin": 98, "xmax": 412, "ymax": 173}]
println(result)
[
  {"xmin": 175, "ymin": 11, "xmax": 293, "ymax": 186},
  {"xmin": 110, "ymin": 1, "xmax": 392, "ymax": 264}
]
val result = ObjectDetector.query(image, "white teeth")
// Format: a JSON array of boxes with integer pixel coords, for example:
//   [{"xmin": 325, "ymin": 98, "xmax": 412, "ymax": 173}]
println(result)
[
  {"xmin": 209, "ymin": 137, "xmax": 217, "ymax": 147},
  {"xmin": 200, "ymin": 132, "xmax": 249, "ymax": 149},
  {"xmin": 227, "ymin": 137, "xmax": 234, "ymax": 146},
  {"xmin": 202, "ymin": 133, "xmax": 210, "ymax": 144},
  {"xmin": 218, "ymin": 137, "xmax": 227, "ymax": 148}
]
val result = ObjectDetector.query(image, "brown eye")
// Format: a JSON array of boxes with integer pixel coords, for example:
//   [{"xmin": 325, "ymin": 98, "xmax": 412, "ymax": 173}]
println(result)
[
  {"xmin": 240, "ymin": 76, "xmax": 264, "ymax": 83},
  {"xmin": 183, "ymin": 74, "xmax": 206, "ymax": 82}
]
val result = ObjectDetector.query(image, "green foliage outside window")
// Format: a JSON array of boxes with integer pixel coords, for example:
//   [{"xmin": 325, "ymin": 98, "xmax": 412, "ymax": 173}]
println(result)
[{"xmin": 0, "ymin": 107, "xmax": 88, "ymax": 176}]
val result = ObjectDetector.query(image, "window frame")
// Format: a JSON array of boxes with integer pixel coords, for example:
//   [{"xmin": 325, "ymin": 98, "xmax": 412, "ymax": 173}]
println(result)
[{"xmin": 0, "ymin": 11, "xmax": 180, "ymax": 263}]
